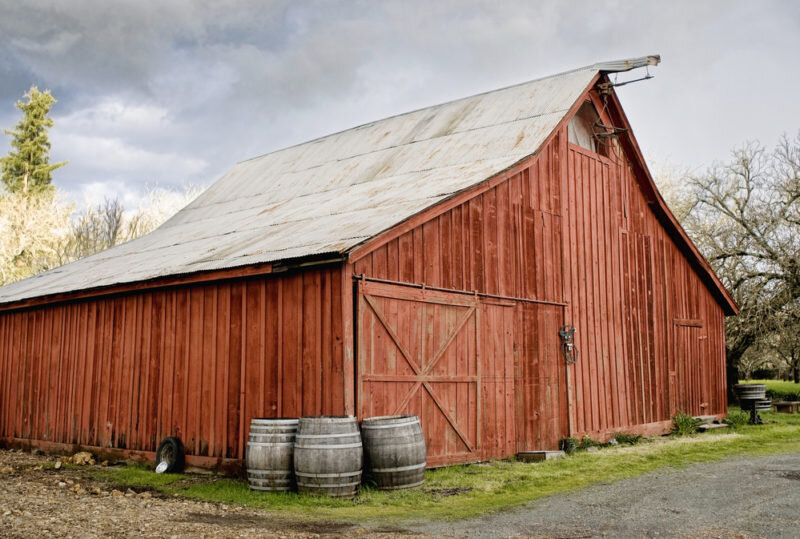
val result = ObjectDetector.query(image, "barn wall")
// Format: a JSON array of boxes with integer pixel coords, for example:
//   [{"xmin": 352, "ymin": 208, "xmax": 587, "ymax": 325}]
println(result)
[
  {"xmin": 564, "ymin": 143, "xmax": 727, "ymax": 439},
  {"xmin": 353, "ymin": 132, "xmax": 570, "ymax": 452},
  {"xmin": 352, "ymin": 120, "xmax": 727, "ymax": 451},
  {"xmin": 0, "ymin": 266, "xmax": 345, "ymax": 462}
]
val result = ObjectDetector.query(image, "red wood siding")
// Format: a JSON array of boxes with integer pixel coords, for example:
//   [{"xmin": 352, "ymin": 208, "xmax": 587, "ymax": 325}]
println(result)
[
  {"xmin": 352, "ymin": 120, "xmax": 727, "ymax": 453},
  {"xmin": 515, "ymin": 303, "xmax": 566, "ymax": 451},
  {"xmin": 352, "ymin": 133, "xmax": 571, "ymax": 453},
  {"xmin": 353, "ymin": 134, "xmax": 564, "ymax": 304},
  {"xmin": 0, "ymin": 267, "xmax": 345, "ymax": 461},
  {"xmin": 564, "ymin": 143, "xmax": 727, "ymax": 438}
]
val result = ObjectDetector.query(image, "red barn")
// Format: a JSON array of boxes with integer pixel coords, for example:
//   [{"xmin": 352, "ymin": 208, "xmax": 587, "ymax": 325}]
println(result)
[{"xmin": 0, "ymin": 56, "xmax": 737, "ymax": 469}]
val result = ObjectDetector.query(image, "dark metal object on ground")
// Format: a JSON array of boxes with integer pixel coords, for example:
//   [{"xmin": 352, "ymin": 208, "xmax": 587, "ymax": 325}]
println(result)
[
  {"xmin": 246, "ymin": 418, "xmax": 298, "ymax": 491},
  {"xmin": 293, "ymin": 416, "xmax": 362, "ymax": 498},
  {"xmin": 361, "ymin": 415, "xmax": 426, "ymax": 490},
  {"xmin": 733, "ymin": 384, "xmax": 767, "ymax": 424},
  {"xmin": 155, "ymin": 437, "xmax": 185, "ymax": 474}
]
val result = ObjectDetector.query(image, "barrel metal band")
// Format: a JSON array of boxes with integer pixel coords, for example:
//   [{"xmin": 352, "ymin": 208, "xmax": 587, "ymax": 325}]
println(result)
[
  {"xmin": 250, "ymin": 481, "xmax": 291, "ymax": 486},
  {"xmin": 295, "ymin": 470, "xmax": 361, "ymax": 478},
  {"xmin": 296, "ymin": 432, "xmax": 360, "ymax": 439},
  {"xmin": 371, "ymin": 462, "xmax": 426, "ymax": 473},
  {"xmin": 247, "ymin": 442, "xmax": 295, "ymax": 447},
  {"xmin": 296, "ymin": 442, "xmax": 363, "ymax": 450},
  {"xmin": 297, "ymin": 481, "xmax": 360, "ymax": 488},
  {"xmin": 361, "ymin": 420, "xmax": 420, "ymax": 430}
]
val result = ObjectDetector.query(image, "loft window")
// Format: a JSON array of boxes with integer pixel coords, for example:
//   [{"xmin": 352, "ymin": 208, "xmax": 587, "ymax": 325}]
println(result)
[{"xmin": 568, "ymin": 101, "xmax": 607, "ymax": 156}]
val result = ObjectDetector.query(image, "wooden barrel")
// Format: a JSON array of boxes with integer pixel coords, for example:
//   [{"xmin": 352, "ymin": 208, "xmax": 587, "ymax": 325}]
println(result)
[
  {"xmin": 754, "ymin": 399, "xmax": 772, "ymax": 411},
  {"xmin": 361, "ymin": 415, "xmax": 426, "ymax": 490},
  {"xmin": 294, "ymin": 416, "xmax": 362, "ymax": 498},
  {"xmin": 246, "ymin": 418, "xmax": 298, "ymax": 491},
  {"xmin": 733, "ymin": 384, "xmax": 766, "ymax": 400}
]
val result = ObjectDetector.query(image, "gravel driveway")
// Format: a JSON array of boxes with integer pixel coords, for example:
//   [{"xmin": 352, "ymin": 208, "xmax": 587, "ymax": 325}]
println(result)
[{"xmin": 403, "ymin": 452, "xmax": 800, "ymax": 538}]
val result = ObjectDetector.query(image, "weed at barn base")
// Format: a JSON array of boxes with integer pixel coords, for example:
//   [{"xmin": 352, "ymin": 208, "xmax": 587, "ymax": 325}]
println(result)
[{"xmin": 671, "ymin": 411, "xmax": 704, "ymax": 436}]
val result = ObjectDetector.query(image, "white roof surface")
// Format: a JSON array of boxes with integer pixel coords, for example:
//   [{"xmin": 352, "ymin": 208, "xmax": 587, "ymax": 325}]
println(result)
[{"xmin": 1, "ymin": 60, "xmax": 650, "ymax": 304}]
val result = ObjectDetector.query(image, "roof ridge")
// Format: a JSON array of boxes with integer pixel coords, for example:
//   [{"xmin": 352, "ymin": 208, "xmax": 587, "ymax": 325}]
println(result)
[{"xmin": 236, "ymin": 55, "xmax": 658, "ymax": 166}]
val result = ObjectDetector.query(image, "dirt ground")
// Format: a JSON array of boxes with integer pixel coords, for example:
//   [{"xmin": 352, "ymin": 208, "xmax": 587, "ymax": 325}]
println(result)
[
  {"xmin": 2, "ymin": 448, "xmax": 799, "ymax": 537},
  {"xmin": 0, "ymin": 449, "xmax": 370, "ymax": 538}
]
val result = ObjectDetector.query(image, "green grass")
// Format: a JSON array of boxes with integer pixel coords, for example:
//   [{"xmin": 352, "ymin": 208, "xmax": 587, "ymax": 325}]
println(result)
[
  {"xmin": 740, "ymin": 379, "xmax": 800, "ymax": 401},
  {"xmin": 85, "ymin": 409, "xmax": 800, "ymax": 523}
]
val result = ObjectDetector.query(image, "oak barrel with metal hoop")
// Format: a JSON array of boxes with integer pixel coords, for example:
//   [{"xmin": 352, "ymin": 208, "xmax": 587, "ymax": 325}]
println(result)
[
  {"xmin": 246, "ymin": 418, "xmax": 298, "ymax": 491},
  {"xmin": 361, "ymin": 414, "xmax": 426, "ymax": 490},
  {"xmin": 733, "ymin": 384, "xmax": 767, "ymax": 400},
  {"xmin": 293, "ymin": 416, "xmax": 363, "ymax": 498}
]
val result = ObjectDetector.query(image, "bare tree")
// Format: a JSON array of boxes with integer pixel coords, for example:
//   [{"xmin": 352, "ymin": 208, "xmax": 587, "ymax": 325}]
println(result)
[
  {"xmin": 0, "ymin": 189, "xmax": 72, "ymax": 285},
  {"xmin": 0, "ymin": 185, "xmax": 204, "ymax": 285},
  {"xmin": 769, "ymin": 307, "xmax": 800, "ymax": 382},
  {"xmin": 671, "ymin": 134, "xmax": 800, "ymax": 393},
  {"xmin": 736, "ymin": 341, "xmax": 775, "ymax": 380},
  {"xmin": 61, "ymin": 198, "xmax": 126, "ymax": 261},
  {"xmin": 60, "ymin": 185, "xmax": 204, "ymax": 263}
]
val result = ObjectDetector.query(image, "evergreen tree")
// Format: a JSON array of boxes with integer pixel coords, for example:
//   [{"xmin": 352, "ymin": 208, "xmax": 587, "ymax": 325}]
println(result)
[{"xmin": 1, "ymin": 86, "xmax": 66, "ymax": 194}]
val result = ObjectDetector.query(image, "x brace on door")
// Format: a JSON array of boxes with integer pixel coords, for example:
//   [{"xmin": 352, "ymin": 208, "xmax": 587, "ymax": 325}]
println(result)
[{"xmin": 359, "ymin": 289, "xmax": 480, "ymax": 453}]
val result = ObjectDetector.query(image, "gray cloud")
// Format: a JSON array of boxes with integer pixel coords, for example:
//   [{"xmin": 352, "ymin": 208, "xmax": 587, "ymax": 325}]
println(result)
[{"xmin": 0, "ymin": 0, "xmax": 798, "ymax": 206}]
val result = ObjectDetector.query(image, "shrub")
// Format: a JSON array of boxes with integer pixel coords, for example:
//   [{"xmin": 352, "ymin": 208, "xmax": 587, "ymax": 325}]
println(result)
[
  {"xmin": 560, "ymin": 433, "xmax": 643, "ymax": 454},
  {"xmin": 671, "ymin": 411, "xmax": 702, "ymax": 436},
  {"xmin": 559, "ymin": 437, "xmax": 579, "ymax": 454},
  {"xmin": 577, "ymin": 435, "xmax": 600, "ymax": 450},
  {"xmin": 751, "ymin": 368, "xmax": 779, "ymax": 380},
  {"xmin": 613, "ymin": 431, "xmax": 644, "ymax": 445},
  {"xmin": 723, "ymin": 411, "xmax": 749, "ymax": 429},
  {"xmin": 766, "ymin": 388, "xmax": 800, "ymax": 402}
]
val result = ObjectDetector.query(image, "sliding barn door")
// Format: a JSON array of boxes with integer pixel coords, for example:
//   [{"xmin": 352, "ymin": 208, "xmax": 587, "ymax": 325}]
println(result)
[{"xmin": 357, "ymin": 280, "xmax": 515, "ymax": 466}]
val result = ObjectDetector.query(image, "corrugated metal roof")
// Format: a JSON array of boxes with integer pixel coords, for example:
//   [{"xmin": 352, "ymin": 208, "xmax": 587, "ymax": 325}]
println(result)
[{"xmin": 0, "ymin": 58, "xmax": 658, "ymax": 304}]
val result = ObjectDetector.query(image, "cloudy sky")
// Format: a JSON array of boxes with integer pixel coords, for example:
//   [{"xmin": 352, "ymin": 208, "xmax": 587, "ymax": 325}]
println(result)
[{"xmin": 0, "ymin": 0, "xmax": 798, "ymax": 208}]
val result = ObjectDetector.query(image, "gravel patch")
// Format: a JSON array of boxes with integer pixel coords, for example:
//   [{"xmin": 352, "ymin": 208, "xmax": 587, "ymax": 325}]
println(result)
[
  {"xmin": 0, "ymin": 449, "xmax": 365, "ymax": 538},
  {"xmin": 401, "ymin": 452, "xmax": 800, "ymax": 538}
]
